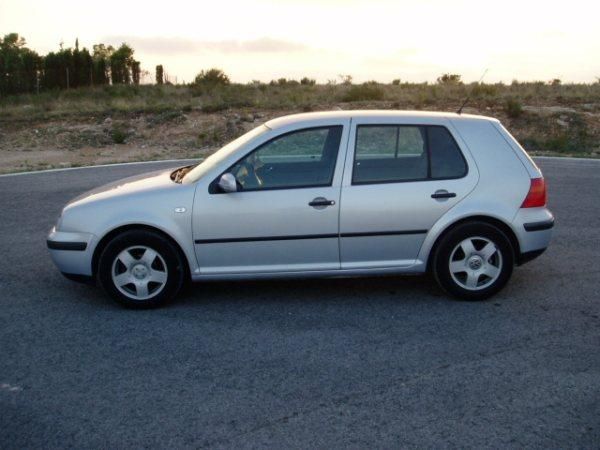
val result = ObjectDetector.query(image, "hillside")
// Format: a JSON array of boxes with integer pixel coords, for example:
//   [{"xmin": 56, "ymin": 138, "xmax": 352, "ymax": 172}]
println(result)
[{"xmin": 1, "ymin": 82, "xmax": 599, "ymax": 174}]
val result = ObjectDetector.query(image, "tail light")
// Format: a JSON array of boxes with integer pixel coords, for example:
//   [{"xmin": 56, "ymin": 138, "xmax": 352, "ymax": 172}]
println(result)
[{"xmin": 521, "ymin": 177, "xmax": 547, "ymax": 208}]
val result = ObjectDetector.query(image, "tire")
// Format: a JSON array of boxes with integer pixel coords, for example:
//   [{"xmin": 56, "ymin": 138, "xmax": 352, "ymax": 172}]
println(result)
[
  {"xmin": 432, "ymin": 221, "xmax": 514, "ymax": 301},
  {"xmin": 97, "ymin": 229, "xmax": 186, "ymax": 308}
]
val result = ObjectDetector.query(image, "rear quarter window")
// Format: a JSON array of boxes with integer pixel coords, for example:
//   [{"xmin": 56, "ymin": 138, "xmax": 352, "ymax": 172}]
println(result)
[{"xmin": 428, "ymin": 126, "xmax": 467, "ymax": 179}]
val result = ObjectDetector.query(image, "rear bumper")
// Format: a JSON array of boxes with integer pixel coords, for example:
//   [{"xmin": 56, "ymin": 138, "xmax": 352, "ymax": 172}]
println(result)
[
  {"xmin": 512, "ymin": 208, "xmax": 554, "ymax": 256},
  {"xmin": 514, "ymin": 215, "xmax": 553, "ymax": 265},
  {"xmin": 523, "ymin": 217, "xmax": 554, "ymax": 232},
  {"xmin": 47, "ymin": 227, "xmax": 96, "ymax": 276}
]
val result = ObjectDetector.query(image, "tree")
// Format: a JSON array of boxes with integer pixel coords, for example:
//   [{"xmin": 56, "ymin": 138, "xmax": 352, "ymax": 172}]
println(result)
[
  {"xmin": 131, "ymin": 61, "xmax": 140, "ymax": 85},
  {"xmin": 55, "ymin": 47, "xmax": 74, "ymax": 88},
  {"xmin": 92, "ymin": 44, "xmax": 112, "ymax": 85},
  {"xmin": 155, "ymin": 65, "xmax": 164, "ymax": 85},
  {"xmin": 42, "ymin": 51, "xmax": 60, "ymax": 89},
  {"xmin": 78, "ymin": 48, "xmax": 93, "ymax": 86},
  {"xmin": 71, "ymin": 38, "xmax": 93, "ymax": 87},
  {"xmin": 0, "ymin": 34, "xmax": 145, "ymax": 94},
  {"xmin": 109, "ymin": 43, "xmax": 137, "ymax": 84},
  {"xmin": 0, "ymin": 33, "xmax": 41, "ymax": 95},
  {"xmin": 19, "ymin": 47, "xmax": 41, "ymax": 92}
]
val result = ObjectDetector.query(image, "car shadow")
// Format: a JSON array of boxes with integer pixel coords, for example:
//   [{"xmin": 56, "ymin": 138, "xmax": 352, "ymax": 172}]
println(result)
[{"xmin": 174, "ymin": 273, "xmax": 446, "ymax": 308}]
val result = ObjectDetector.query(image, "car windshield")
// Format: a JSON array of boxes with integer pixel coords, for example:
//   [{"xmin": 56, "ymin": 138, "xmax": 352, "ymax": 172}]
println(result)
[{"xmin": 182, "ymin": 124, "xmax": 270, "ymax": 183}]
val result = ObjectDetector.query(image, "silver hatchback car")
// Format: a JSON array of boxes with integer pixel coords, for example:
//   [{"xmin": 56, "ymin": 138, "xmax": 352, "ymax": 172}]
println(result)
[{"xmin": 47, "ymin": 111, "xmax": 554, "ymax": 308}]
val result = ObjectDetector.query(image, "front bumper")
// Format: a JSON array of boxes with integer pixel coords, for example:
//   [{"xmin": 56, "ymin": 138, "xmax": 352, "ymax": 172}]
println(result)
[{"xmin": 47, "ymin": 227, "xmax": 96, "ymax": 276}]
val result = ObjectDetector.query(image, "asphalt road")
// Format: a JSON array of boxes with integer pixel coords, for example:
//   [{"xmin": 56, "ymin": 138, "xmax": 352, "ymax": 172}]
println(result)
[{"xmin": 0, "ymin": 158, "xmax": 598, "ymax": 448}]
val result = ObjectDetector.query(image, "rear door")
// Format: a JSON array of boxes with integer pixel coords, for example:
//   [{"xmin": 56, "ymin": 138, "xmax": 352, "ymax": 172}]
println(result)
[{"xmin": 339, "ymin": 117, "xmax": 478, "ymax": 269}]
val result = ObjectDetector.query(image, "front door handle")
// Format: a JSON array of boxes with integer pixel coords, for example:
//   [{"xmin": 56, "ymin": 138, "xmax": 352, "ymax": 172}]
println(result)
[
  {"xmin": 431, "ymin": 190, "xmax": 457, "ymax": 199},
  {"xmin": 309, "ymin": 197, "xmax": 336, "ymax": 207}
]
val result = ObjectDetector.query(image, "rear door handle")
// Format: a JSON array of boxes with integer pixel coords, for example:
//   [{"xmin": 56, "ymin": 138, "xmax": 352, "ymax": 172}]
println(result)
[
  {"xmin": 309, "ymin": 197, "xmax": 336, "ymax": 207},
  {"xmin": 431, "ymin": 190, "xmax": 456, "ymax": 199}
]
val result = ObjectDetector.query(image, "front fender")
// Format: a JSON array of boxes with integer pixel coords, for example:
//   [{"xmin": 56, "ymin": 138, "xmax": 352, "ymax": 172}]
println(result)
[{"xmin": 59, "ymin": 183, "xmax": 198, "ymax": 276}]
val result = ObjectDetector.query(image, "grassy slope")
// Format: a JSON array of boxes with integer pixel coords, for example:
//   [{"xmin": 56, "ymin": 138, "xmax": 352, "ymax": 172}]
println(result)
[{"xmin": 0, "ymin": 82, "xmax": 598, "ymax": 173}]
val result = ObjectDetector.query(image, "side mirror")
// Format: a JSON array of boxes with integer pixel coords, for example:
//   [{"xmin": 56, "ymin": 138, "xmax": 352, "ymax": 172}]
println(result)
[{"xmin": 218, "ymin": 173, "xmax": 237, "ymax": 193}]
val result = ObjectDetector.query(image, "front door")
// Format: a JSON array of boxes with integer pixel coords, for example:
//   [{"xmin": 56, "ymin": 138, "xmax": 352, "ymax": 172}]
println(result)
[
  {"xmin": 193, "ymin": 123, "xmax": 349, "ymax": 275},
  {"xmin": 339, "ymin": 120, "xmax": 478, "ymax": 269}
]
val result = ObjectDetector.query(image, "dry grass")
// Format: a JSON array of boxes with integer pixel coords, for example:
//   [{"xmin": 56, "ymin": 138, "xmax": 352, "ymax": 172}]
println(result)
[
  {"xmin": 0, "ymin": 81, "xmax": 599, "ymax": 174},
  {"xmin": 1, "ymin": 82, "xmax": 599, "ymax": 120}
]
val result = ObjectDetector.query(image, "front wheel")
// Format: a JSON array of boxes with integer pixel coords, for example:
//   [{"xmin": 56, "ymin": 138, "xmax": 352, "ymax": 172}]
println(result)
[
  {"xmin": 97, "ymin": 230, "xmax": 185, "ymax": 308},
  {"xmin": 432, "ymin": 222, "xmax": 514, "ymax": 301}
]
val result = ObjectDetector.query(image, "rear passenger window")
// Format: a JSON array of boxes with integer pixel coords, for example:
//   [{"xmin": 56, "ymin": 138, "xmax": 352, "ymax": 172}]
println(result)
[
  {"xmin": 428, "ymin": 126, "xmax": 467, "ymax": 179},
  {"xmin": 353, "ymin": 126, "xmax": 427, "ymax": 183},
  {"xmin": 353, "ymin": 125, "xmax": 466, "ymax": 184}
]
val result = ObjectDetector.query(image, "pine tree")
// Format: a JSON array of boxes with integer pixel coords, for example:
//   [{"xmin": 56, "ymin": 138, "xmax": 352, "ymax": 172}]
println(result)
[
  {"xmin": 132, "ymin": 61, "xmax": 140, "ymax": 85},
  {"xmin": 155, "ymin": 65, "xmax": 164, "ymax": 85}
]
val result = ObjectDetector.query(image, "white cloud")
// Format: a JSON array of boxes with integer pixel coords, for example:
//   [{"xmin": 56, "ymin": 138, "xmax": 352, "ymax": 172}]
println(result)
[{"xmin": 102, "ymin": 36, "xmax": 308, "ymax": 55}]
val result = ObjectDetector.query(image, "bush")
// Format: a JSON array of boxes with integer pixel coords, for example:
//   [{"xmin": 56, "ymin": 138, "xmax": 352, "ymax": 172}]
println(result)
[
  {"xmin": 341, "ymin": 83, "xmax": 384, "ymax": 102},
  {"xmin": 471, "ymin": 83, "xmax": 498, "ymax": 97},
  {"xmin": 437, "ymin": 73, "xmax": 462, "ymax": 85},
  {"xmin": 269, "ymin": 78, "xmax": 300, "ymax": 86},
  {"xmin": 392, "ymin": 79, "xmax": 401, "ymax": 85},
  {"xmin": 300, "ymin": 77, "xmax": 316, "ymax": 86},
  {"xmin": 110, "ymin": 127, "xmax": 127, "ymax": 144},
  {"xmin": 201, "ymin": 102, "xmax": 228, "ymax": 113},
  {"xmin": 504, "ymin": 98, "xmax": 523, "ymax": 118},
  {"xmin": 339, "ymin": 74, "xmax": 353, "ymax": 85},
  {"xmin": 147, "ymin": 110, "xmax": 183, "ymax": 127},
  {"xmin": 193, "ymin": 68, "xmax": 230, "ymax": 88}
]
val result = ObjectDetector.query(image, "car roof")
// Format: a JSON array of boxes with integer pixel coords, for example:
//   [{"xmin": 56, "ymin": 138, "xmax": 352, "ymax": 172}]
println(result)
[{"xmin": 265, "ymin": 110, "xmax": 497, "ymax": 129}]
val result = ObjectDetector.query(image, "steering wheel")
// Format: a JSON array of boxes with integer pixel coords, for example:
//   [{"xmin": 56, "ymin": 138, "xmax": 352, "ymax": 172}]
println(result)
[{"xmin": 239, "ymin": 160, "xmax": 263, "ymax": 190}]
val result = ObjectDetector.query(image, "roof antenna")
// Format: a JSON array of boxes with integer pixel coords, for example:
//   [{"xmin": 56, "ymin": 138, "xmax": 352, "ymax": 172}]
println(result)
[{"xmin": 457, "ymin": 68, "xmax": 488, "ymax": 114}]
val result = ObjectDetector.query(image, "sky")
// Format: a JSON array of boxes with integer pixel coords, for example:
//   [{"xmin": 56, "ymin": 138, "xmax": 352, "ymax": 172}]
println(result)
[{"xmin": 1, "ymin": 0, "xmax": 599, "ymax": 84}]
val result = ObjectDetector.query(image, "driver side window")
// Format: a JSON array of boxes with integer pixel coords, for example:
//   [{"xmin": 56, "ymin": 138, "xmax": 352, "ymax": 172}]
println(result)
[{"xmin": 230, "ymin": 126, "xmax": 343, "ymax": 191}]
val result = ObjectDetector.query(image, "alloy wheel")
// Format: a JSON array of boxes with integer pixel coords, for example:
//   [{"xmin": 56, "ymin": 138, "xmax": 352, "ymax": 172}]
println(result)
[
  {"xmin": 448, "ymin": 236, "xmax": 503, "ymax": 291},
  {"xmin": 111, "ymin": 246, "xmax": 168, "ymax": 300}
]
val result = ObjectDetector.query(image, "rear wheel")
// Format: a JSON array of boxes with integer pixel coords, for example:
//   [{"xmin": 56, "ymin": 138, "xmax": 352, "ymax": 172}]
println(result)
[
  {"xmin": 432, "ymin": 222, "xmax": 514, "ymax": 301},
  {"xmin": 97, "ymin": 230, "xmax": 185, "ymax": 308}
]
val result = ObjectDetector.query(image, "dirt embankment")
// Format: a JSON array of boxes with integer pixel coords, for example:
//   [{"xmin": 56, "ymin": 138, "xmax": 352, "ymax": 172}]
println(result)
[{"xmin": 0, "ymin": 104, "xmax": 598, "ymax": 174}]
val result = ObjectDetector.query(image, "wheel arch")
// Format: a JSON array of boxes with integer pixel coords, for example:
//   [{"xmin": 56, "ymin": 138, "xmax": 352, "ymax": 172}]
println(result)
[
  {"xmin": 426, "ymin": 215, "xmax": 521, "ymax": 273},
  {"xmin": 91, "ymin": 224, "xmax": 191, "ymax": 280}
]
